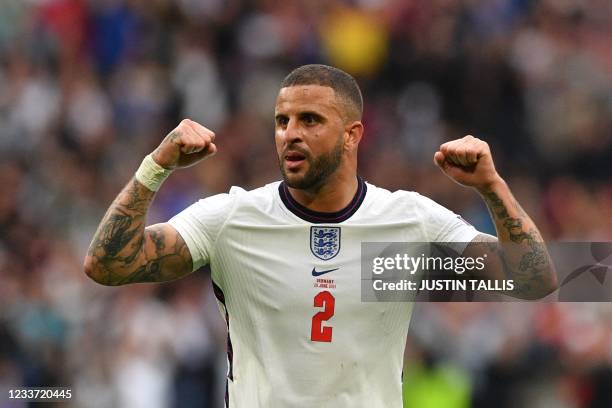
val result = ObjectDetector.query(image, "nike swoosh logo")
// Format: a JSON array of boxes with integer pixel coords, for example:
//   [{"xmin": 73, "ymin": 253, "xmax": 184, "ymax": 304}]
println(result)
[{"xmin": 312, "ymin": 267, "xmax": 339, "ymax": 277}]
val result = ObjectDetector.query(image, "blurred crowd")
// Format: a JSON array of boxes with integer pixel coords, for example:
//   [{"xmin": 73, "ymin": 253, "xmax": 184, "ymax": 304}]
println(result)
[{"xmin": 0, "ymin": 0, "xmax": 611, "ymax": 407}]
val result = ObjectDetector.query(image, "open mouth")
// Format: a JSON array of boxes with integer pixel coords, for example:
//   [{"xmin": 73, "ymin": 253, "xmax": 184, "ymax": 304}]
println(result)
[{"xmin": 284, "ymin": 151, "xmax": 307, "ymax": 170}]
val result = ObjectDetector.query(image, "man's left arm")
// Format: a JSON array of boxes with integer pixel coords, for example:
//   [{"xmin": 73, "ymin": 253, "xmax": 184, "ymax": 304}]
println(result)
[{"xmin": 434, "ymin": 135, "xmax": 558, "ymax": 299}]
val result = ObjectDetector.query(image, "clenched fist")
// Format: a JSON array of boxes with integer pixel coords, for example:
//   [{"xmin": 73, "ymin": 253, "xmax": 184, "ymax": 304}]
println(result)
[
  {"xmin": 433, "ymin": 135, "xmax": 502, "ymax": 191},
  {"xmin": 152, "ymin": 119, "xmax": 217, "ymax": 170}
]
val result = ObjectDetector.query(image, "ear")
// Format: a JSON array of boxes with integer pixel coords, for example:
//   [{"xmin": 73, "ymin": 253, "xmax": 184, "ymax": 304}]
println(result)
[{"xmin": 344, "ymin": 121, "xmax": 363, "ymax": 152}]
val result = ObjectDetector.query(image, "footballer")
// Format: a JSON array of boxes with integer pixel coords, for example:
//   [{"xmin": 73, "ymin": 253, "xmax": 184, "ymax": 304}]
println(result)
[{"xmin": 84, "ymin": 64, "xmax": 557, "ymax": 407}]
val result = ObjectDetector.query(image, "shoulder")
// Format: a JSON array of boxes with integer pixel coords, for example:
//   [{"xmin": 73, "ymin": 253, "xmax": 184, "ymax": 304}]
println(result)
[
  {"xmin": 194, "ymin": 181, "xmax": 282, "ymax": 222},
  {"xmin": 227, "ymin": 181, "xmax": 281, "ymax": 208},
  {"xmin": 360, "ymin": 181, "xmax": 462, "ymax": 223},
  {"xmin": 195, "ymin": 181, "xmax": 280, "ymax": 205},
  {"xmin": 170, "ymin": 181, "xmax": 281, "ymax": 231},
  {"xmin": 232, "ymin": 180, "xmax": 281, "ymax": 196},
  {"xmin": 365, "ymin": 182, "xmax": 477, "ymax": 241},
  {"xmin": 363, "ymin": 181, "xmax": 437, "ymax": 209}
]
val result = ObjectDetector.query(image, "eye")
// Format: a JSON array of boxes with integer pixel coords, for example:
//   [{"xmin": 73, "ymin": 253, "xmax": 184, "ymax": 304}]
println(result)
[
  {"xmin": 302, "ymin": 113, "xmax": 319, "ymax": 126},
  {"xmin": 275, "ymin": 115, "xmax": 288, "ymax": 127}
]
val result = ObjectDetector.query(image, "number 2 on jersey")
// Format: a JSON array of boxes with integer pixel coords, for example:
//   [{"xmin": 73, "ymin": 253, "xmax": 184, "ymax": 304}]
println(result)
[{"xmin": 311, "ymin": 291, "xmax": 335, "ymax": 342}]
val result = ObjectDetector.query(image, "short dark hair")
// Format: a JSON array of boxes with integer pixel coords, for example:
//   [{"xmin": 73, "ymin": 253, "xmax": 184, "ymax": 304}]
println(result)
[{"xmin": 280, "ymin": 64, "xmax": 363, "ymax": 121}]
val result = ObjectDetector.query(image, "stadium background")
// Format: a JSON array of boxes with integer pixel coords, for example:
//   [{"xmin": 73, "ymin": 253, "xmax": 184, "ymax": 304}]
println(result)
[{"xmin": 0, "ymin": 0, "xmax": 611, "ymax": 407}]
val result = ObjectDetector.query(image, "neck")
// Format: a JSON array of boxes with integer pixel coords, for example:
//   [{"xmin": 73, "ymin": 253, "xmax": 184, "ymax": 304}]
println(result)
[{"xmin": 287, "ymin": 170, "xmax": 358, "ymax": 213}]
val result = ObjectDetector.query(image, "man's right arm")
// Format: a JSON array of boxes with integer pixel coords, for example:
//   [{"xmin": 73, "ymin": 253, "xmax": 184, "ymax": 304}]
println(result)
[
  {"xmin": 84, "ymin": 178, "xmax": 193, "ymax": 285},
  {"xmin": 84, "ymin": 119, "xmax": 217, "ymax": 286}
]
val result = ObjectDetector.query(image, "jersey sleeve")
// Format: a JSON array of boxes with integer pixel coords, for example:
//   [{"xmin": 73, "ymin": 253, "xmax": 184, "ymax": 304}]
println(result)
[
  {"xmin": 167, "ymin": 192, "xmax": 236, "ymax": 271},
  {"xmin": 415, "ymin": 193, "xmax": 480, "ymax": 251}
]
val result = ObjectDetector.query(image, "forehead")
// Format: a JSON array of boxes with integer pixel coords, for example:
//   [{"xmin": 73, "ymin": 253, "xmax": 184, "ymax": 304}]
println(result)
[{"xmin": 275, "ymin": 85, "xmax": 342, "ymax": 116}]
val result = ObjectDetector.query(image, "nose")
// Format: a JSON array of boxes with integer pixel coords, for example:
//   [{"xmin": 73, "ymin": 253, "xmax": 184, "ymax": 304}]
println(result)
[{"xmin": 280, "ymin": 118, "xmax": 303, "ymax": 145}]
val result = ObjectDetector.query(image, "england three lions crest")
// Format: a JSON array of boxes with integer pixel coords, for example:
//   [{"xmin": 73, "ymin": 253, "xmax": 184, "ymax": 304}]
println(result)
[{"xmin": 310, "ymin": 227, "xmax": 341, "ymax": 261}]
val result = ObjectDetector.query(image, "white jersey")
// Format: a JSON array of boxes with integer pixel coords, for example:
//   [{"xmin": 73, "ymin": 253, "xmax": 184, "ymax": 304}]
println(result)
[{"xmin": 168, "ymin": 178, "xmax": 479, "ymax": 408}]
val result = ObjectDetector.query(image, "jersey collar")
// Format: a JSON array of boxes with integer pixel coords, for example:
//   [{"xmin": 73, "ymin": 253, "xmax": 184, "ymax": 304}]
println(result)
[{"xmin": 278, "ymin": 177, "xmax": 367, "ymax": 224}]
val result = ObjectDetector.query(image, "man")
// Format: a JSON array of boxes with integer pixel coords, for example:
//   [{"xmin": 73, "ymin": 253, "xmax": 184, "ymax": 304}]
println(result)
[{"xmin": 84, "ymin": 64, "xmax": 557, "ymax": 407}]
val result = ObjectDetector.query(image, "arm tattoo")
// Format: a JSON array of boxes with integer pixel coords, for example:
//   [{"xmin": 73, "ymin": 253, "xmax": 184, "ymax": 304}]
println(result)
[
  {"xmin": 482, "ymin": 191, "xmax": 510, "ymax": 219},
  {"xmin": 86, "ymin": 178, "xmax": 192, "ymax": 285},
  {"xmin": 479, "ymin": 191, "xmax": 554, "ymax": 298},
  {"xmin": 99, "ymin": 211, "xmax": 139, "ymax": 257}
]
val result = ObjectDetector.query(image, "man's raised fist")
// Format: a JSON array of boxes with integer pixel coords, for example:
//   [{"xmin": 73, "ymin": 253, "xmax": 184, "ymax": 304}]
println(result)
[{"xmin": 152, "ymin": 119, "xmax": 217, "ymax": 170}]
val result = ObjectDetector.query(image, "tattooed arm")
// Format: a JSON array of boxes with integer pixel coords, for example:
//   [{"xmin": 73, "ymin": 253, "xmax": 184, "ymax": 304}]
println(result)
[
  {"xmin": 463, "ymin": 180, "xmax": 557, "ymax": 299},
  {"xmin": 84, "ymin": 179, "xmax": 193, "ymax": 285},
  {"xmin": 434, "ymin": 136, "xmax": 557, "ymax": 299},
  {"xmin": 84, "ymin": 119, "xmax": 217, "ymax": 285}
]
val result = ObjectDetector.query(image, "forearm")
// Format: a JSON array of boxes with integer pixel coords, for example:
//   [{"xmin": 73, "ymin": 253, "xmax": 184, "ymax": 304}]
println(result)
[
  {"xmin": 85, "ymin": 178, "xmax": 154, "ymax": 284},
  {"xmin": 85, "ymin": 176, "xmax": 193, "ymax": 286},
  {"xmin": 478, "ymin": 177, "xmax": 557, "ymax": 298}
]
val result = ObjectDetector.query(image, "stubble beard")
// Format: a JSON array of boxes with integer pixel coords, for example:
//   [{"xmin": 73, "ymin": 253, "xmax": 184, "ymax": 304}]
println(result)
[{"xmin": 279, "ymin": 136, "xmax": 344, "ymax": 192}]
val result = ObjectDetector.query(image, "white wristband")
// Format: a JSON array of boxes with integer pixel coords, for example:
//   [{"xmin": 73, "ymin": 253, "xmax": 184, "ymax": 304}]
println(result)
[{"xmin": 135, "ymin": 154, "xmax": 173, "ymax": 192}]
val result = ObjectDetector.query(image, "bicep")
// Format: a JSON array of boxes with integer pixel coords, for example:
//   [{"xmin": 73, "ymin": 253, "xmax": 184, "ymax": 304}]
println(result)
[
  {"xmin": 462, "ymin": 233, "xmax": 507, "ymax": 281},
  {"xmin": 116, "ymin": 223, "xmax": 193, "ymax": 284}
]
